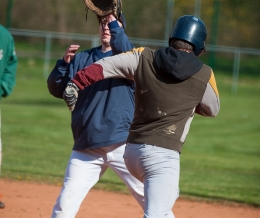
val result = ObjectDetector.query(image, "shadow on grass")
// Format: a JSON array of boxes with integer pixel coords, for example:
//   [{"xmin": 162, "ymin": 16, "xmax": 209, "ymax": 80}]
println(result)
[
  {"xmin": 3, "ymin": 99, "xmax": 65, "ymax": 107},
  {"xmin": 180, "ymin": 191, "xmax": 260, "ymax": 208}
]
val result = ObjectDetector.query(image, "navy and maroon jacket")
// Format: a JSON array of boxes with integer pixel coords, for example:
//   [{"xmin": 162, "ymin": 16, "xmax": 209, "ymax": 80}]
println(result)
[{"xmin": 47, "ymin": 21, "xmax": 135, "ymax": 150}]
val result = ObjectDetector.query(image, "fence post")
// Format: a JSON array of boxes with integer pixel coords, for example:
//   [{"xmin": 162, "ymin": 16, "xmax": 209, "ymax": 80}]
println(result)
[
  {"xmin": 164, "ymin": 0, "xmax": 174, "ymax": 40},
  {"xmin": 6, "ymin": 0, "xmax": 13, "ymax": 28},
  {"xmin": 194, "ymin": 0, "xmax": 201, "ymax": 18},
  {"xmin": 232, "ymin": 50, "xmax": 240, "ymax": 93},
  {"xmin": 209, "ymin": 0, "xmax": 220, "ymax": 69},
  {"xmin": 44, "ymin": 34, "xmax": 52, "ymax": 79}
]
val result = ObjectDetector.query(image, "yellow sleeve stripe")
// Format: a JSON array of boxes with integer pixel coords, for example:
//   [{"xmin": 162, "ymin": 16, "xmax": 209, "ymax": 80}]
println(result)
[
  {"xmin": 209, "ymin": 70, "xmax": 219, "ymax": 97},
  {"xmin": 124, "ymin": 47, "xmax": 145, "ymax": 54}
]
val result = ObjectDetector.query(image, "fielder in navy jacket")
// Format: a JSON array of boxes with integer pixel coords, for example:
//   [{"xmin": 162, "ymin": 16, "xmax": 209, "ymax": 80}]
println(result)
[
  {"xmin": 47, "ymin": 14, "xmax": 144, "ymax": 218},
  {"xmin": 48, "ymin": 20, "xmax": 135, "ymax": 150}
]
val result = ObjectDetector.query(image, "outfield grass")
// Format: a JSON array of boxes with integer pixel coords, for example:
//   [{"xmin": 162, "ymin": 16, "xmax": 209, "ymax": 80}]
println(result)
[{"xmin": 0, "ymin": 57, "xmax": 260, "ymax": 207}]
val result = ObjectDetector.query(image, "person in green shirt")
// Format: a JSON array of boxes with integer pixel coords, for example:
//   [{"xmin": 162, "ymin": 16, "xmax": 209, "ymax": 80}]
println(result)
[{"xmin": 0, "ymin": 24, "xmax": 18, "ymax": 209}]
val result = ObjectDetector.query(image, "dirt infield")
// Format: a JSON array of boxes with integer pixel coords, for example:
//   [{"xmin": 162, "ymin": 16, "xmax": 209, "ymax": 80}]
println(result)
[{"xmin": 0, "ymin": 179, "xmax": 259, "ymax": 218}]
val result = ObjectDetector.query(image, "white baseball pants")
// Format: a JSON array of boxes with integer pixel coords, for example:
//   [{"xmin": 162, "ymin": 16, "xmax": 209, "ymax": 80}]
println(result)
[
  {"xmin": 124, "ymin": 143, "xmax": 180, "ymax": 218},
  {"xmin": 51, "ymin": 142, "xmax": 144, "ymax": 218}
]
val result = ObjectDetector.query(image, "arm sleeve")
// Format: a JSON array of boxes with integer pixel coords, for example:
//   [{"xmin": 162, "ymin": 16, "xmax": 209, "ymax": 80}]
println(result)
[
  {"xmin": 1, "ymin": 36, "xmax": 18, "ymax": 98},
  {"xmin": 47, "ymin": 59, "xmax": 71, "ymax": 99},
  {"xmin": 72, "ymin": 48, "xmax": 144, "ymax": 90},
  {"xmin": 108, "ymin": 20, "xmax": 134, "ymax": 55},
  {"xmin": 195, "ymin": 71, "xmax": 220, "ymax": 117}
]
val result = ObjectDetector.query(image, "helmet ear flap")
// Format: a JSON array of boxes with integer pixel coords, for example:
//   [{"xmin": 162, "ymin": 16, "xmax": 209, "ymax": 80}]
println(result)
[
  {"xmin": 197, "ymin": 43, "xmax": 206, "ymax": 56},
  {"xmin": 201, "ymin": 46, "xmax": 206, "ymax": 55}
]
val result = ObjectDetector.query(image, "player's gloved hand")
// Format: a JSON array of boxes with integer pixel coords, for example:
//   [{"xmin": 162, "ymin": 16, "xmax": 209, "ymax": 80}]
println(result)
[{"xmin": 63, "ymin": 81, "xmax": 79, "ymax": 112}]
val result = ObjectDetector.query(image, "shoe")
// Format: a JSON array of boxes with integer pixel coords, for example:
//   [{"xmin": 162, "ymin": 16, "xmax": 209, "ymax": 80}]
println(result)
[{"xmin": 0, "ymin": 201, "xmax": 4, "ymax": 209}]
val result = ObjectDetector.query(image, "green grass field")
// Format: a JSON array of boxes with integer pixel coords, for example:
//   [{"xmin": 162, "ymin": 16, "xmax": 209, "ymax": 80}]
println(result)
[{"xmin": 1, "ymin": 56, "xmax": 260, "ymax": 207}]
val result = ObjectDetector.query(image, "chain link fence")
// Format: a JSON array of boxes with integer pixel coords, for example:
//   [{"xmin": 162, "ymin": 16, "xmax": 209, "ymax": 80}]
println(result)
[
  {"xmin": 9, "ymin": 28, "xmax": 260, "ymax": 94},
  {"xmin": 2, "ymin": 1, "xmax": 260, "ymax": 94}
]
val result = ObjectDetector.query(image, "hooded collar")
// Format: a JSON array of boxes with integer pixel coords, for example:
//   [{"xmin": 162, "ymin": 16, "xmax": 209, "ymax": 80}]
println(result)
[{"xmin": 154, "ymin": 47, "xmax": 203, "ymax": 80}]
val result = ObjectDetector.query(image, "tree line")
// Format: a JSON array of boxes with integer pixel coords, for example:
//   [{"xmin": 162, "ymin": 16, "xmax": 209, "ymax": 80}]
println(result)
[{"xmin": 0, "ymin": 0, "xmax": 259, "ymax": 48}]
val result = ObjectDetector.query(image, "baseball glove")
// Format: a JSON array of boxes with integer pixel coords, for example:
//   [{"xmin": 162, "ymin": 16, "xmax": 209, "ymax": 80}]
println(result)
[{"xmin": 83, "ymin": 0, "xmax": 122, "ymax": 19}]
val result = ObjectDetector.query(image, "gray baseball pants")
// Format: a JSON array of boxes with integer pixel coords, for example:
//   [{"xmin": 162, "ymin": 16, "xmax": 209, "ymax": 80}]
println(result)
[{"xmin": 124, "ymin": 143, "xmax": 180, "ymax": 218}]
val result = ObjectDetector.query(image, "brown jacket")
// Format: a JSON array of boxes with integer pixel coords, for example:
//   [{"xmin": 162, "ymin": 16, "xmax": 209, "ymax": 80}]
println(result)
[{"xmin": 72, "ymin": 47, "xmax": 220, "ymax": 153}]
